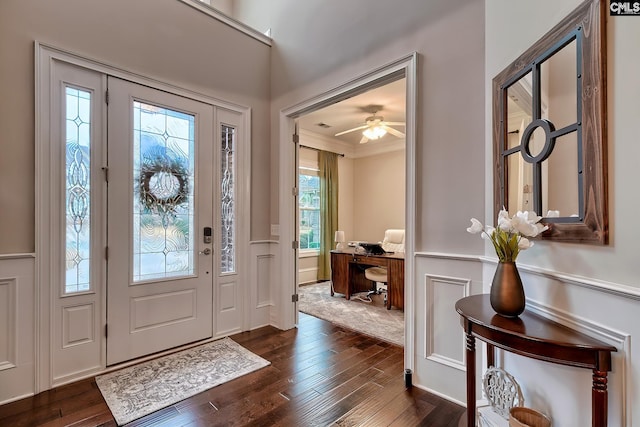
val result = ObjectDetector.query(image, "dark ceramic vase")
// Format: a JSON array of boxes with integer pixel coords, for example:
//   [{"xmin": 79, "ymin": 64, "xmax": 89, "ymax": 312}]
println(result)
[{"xmin": 490, "ymin": 261, "xmax": 525, "ymax": 317}]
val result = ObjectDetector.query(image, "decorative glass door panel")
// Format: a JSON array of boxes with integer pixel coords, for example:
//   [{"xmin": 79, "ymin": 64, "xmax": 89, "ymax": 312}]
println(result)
[
  {"xmin": 220, "ymin": 125, "xmax": 235, "ymax": 274},
  {"xmin": 133, "ymin": 102, "xmax": 195, "ymax": 282},
  {"xmin": 107, "ymin": 78, "xmax": 214, "ymax": 365},
  {"xmin": 65, "ymin": 87, "xmax": 92, "ymax": 294}
]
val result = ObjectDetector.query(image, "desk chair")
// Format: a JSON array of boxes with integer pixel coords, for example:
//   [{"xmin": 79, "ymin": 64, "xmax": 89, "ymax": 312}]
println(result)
[{"xmin": 364, "ymin": 229, "xmax": 405, "ymax": 304}]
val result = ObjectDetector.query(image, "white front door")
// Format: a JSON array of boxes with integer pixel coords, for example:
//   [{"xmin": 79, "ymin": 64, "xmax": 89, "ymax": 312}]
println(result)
[{"xmin": 106, "ymin": 77, "xmax": 214, "ymax": 365}]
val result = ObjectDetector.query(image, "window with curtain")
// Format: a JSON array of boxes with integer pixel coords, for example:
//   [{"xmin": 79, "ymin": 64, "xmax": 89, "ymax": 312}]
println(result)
[{"xmin": 299, "ymin": 169, "xmax": 321, "ymax": 252}]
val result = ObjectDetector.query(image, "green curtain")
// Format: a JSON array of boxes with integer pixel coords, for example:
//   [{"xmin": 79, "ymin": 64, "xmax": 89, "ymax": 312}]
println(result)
[{"xmin": 317, "ymin": 151, "xmax": 339, "ymax": 280}]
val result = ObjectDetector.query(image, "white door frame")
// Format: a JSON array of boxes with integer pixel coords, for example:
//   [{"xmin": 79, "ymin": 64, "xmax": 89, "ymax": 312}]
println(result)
[
  {"xmin": 277, "ymin": 53, "xmax": 418, "ymax": 370},
  {"xmin": 35, "ymin": 42, "xmax": 251, "ymax": 391}
]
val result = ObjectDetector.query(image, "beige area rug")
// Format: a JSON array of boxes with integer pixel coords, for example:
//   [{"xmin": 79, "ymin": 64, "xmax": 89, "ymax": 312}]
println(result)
[
  {"xmin": 96, "ymin": 337, "xmax": 270, "ymax": 425},
  {"xmin": 298, "ymin": 281, "xmax": 404, "ymax": 346}
]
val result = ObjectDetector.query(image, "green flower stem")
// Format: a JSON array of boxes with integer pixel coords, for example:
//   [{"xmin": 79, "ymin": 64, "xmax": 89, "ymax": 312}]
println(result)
[{"xmin": 486, "ymin": 228, "xmax": 520, "ymax": 262}]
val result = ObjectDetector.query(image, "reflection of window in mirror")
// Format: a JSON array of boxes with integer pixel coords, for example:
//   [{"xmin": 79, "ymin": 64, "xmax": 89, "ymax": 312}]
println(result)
[{"xmin": 540, "ymin": 40, "xmax": 579, "ymax": 218}]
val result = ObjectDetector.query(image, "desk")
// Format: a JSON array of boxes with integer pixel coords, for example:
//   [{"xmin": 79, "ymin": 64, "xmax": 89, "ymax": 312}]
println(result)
[
  {"xmin": 330, "ymin": 249, "xmax": 404, "ymax": 310},
  {"xmin": 455, "ymin": 294, "xmax": 617, "ymax": 427}
]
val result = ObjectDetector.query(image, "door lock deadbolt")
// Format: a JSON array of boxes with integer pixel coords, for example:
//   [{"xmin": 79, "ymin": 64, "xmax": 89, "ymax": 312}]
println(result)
[{"xmin": 204, "ymin": 227, "xmax": 212, "ymax": 244}]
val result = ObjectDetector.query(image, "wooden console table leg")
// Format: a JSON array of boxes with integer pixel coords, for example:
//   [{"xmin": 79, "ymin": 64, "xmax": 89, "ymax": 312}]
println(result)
[
  {"xmin": 486, "ymin": 343, "xmax": 495, "ymax": 368},
  {"xmin": 466, "ymin": 332, "xmax": 476, "ymax": 427},
  {"xmin": 592, "ymin": 370, "xmax": 608, "ymax": 427}
]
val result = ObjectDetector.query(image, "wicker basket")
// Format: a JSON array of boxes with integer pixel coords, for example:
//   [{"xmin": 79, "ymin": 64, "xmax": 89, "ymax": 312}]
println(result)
[{"xmin": 509, "ymin": 407, "xmax": 551, "ymax": 427}]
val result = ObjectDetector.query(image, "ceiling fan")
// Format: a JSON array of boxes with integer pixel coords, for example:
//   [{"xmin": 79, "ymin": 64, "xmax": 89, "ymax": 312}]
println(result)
[{"xmin": 335, "ymin": 111, "xmax": 406, "ymax": 144}]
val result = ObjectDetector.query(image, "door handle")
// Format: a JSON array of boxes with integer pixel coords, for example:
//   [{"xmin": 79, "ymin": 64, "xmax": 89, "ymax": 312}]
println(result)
[{"xmin": 199, "ymin": 248, "xmax": 212, "ymax": 255}]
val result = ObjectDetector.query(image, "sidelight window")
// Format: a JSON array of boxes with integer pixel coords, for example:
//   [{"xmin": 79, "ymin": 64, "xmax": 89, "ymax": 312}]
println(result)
[{"xmin": 64, "ymin": 87, "xmax": 92, "ymax": 294}]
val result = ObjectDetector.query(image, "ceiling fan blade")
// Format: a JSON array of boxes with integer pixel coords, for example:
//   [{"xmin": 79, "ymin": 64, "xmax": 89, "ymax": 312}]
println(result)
[
  {"xmin": 384, "ymin": 121, "xmax": 406, "ymax": 126},
  {"xmin": 359, "ymin": 135, "xmax": 369, "ymax": 144},
  {"xmin": 334, "ymin": 124, "xmax": 368, "ymax": 137},
  {"xmin": 384, "ymin": 126, "xmax": 406, "ymax": 138}
]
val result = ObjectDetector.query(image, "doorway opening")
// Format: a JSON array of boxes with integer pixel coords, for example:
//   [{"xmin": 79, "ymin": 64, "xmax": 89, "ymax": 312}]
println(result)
[
  {"xmin": 278, "ymin": 53, "xmax": 418, "ymax": 369},
  {"xmin": 296, "ymin": 77, "xmax": 407, "ymax": 345}
]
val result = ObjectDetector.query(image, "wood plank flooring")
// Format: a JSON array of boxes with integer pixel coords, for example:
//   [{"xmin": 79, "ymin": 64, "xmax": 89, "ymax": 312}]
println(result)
[{"xmin": 0, "ymin": 313, "xmax": 465, "ymax": 426}]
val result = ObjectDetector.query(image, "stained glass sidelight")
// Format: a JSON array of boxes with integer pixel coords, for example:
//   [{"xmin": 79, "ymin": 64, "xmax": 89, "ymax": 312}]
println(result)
[
  {"xmin": 65, "ymin": 87, "xmax": 92, "ymax": 293},
  {"xmin": 220, "ymin": 125, "xmax": 235, "ymax": 273},
  {"xmin": 133, "ymin": 101, "xmax": 195, "ymax": 282}
]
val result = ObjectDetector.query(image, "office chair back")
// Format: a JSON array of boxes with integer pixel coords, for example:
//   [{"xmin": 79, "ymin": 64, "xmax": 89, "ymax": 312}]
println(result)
[{"xmin": 381, "ymin": 229, "xmax": 405, "ymax": 253}]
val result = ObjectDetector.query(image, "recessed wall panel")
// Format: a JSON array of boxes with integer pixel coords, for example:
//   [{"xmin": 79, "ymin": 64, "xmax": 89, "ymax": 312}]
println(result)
[
  {"xmin": 425, "ymin": 274, "xmax": 470, "ymax": 369},
  {"xmin": 0, "ymin": 279, "xmax": 17, "ymax": 370},
  {"xmin": 256, "ymin": 254, "xmax": 273, "ymax": 307}
]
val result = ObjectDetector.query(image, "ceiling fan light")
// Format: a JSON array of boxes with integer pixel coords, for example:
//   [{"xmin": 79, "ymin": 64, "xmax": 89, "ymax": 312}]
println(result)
[{"xmin": 362, "ymin": 125, "xmax": 387, "ymax": 140}]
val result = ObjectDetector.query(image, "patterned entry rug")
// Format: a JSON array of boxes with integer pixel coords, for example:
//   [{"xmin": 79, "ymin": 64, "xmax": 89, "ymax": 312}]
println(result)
[
  {"xmin": 298, "ymin": 281, "xmax": 404, "ymax": 346},
  {"xmin": 96, "ymin": 337, "xmax": 270, "ymax": 425}
]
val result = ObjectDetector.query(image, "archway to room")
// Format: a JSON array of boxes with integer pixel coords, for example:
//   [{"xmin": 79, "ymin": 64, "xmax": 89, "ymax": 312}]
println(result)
[{"xmin": 278, "ymin": 53, "xmax": 417, "ymax": 370}]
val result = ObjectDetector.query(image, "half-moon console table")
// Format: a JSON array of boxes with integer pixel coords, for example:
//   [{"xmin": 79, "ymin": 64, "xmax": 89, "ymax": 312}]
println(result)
[{"xmin": 455, "ymin": 294, "xmax": 616, "ymax": 427}]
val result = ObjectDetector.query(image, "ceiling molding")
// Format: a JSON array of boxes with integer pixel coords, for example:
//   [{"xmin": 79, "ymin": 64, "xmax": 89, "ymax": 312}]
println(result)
[{"xmin": 299, "ymin": 129, "xmax": 404, "ymax": 159}]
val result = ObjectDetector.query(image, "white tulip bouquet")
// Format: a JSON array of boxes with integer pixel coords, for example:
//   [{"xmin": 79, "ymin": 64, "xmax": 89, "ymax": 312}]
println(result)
[{"xmin": 467, "ymin": 209, "xmax": 548, "ymax": 262}]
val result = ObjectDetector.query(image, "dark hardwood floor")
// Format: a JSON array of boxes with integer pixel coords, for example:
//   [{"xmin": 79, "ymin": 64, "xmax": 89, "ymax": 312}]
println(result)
[{"xmin": 0, "ymin": 313, "xmax": 465, "ymax": 426}]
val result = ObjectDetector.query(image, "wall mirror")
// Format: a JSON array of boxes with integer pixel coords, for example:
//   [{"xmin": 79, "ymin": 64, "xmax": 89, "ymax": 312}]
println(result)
[{"xmin": 493, "ymin": 0, "xmax": 607, "ymax": 244}]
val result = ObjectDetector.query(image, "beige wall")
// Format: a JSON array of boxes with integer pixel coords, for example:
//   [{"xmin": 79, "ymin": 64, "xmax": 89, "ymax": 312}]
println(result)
[
  {"xmin": 0, "ymin": 0, "xmax": 272, "ymax": 253},
  {"xmin": 353, "ymin": 150, "xmax": 405, "ymax": 243},
  {"xmin": 337, "ymin": 155, "xmax": 355, "ymax": 243},
  {"xmin": 244, "ymin": 0, "xmax": 486, "ymax": 254},
  {"xmin": 487, "ymin": 0, "xmax": 639, "ymax": 288}
]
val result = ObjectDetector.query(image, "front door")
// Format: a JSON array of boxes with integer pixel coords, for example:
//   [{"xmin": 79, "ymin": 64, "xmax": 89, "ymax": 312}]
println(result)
[{"xmin": 106, "ymin": 77, "xmax": 214, "ymax": 365}]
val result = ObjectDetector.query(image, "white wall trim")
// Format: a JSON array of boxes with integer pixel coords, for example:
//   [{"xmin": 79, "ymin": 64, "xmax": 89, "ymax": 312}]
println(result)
[
  {"xmin": 298, "ymin": 250, "xmax": 319, "ymax": 259},
  {"xmin": 424, "ymin": 274, "xmax": 470, "ymax": 371},
  {"xmin": 415, "ymin": 252, "xmax": 483, "ymax": 263},
  {"xmin": 479, "ymin": 257, "xmax": 640, "ymax": 301},
  {"xmin": 416, "ymin": 252, "xmax": 640, "ymax": 300},
  {"xmin": 0, "ymin": 253, "xmax": 36, "ymax": 260},
  {"xmin": 0, "ymin": 392, "xmax": 35, "ymax": 406},
  {"xmin": 176, "ymin": 0, "xmax": 272, "ymax": 46},
  {"xmin": 412, "ymin": 382, "xmax": 466, "ymax": 408}
]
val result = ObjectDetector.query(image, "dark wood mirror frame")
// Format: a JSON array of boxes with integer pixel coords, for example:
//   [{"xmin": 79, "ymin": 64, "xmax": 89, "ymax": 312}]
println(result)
[{"xmin": 493, "ymin": 0, "xmax": 607, "ymax": 244}]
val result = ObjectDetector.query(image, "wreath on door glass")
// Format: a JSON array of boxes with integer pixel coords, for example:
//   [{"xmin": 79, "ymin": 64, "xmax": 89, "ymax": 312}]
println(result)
[{"xmin": 139, "ymin": 145, "xmax": 190, "ymax": 217}]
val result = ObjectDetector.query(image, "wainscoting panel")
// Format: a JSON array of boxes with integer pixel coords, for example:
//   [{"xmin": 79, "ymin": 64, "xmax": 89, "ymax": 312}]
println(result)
[
  {"xmin": 413, "ymin": 253, "xmax": 483, "ymax": 405},
  {"xmin": 411, "ymin": 253, "xmax": 636, "ymax": 426},
  {"xmin": 249, "ymin": 241, "xmax": 277, "ymax": 330},
  {"xmin": 0, "ymin": 278, "xmax": 17, "ymax": 370},
  {"xmin": 0, "ymin": 255, "xmax": 35, "ymax": 404},
  {"xmin": 257, "ymin": 254, "xmax": 274, "ymax": 307},
  {"xmin": 424, "ymin": 274, "xmax": 470, "ymax": 370}
]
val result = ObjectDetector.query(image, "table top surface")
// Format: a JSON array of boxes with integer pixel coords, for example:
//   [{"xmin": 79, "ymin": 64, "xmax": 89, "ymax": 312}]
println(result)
[
  {"xmin": 331, "ymin": 248, "xmax": 404, "ymax": 260},
  {"xmin": 455, "ymin": 294, "xmax": 616, "ymax": 352}
]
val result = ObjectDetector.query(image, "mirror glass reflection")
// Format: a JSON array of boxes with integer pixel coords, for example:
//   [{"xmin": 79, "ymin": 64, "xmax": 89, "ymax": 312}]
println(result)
[
  {"xmin": 503, "ymin": 38, "xmax": 579, "ymax": 220},
  {"xmin": 493, "ymin": 0, "xmax": 607, "ymax": 244}
]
